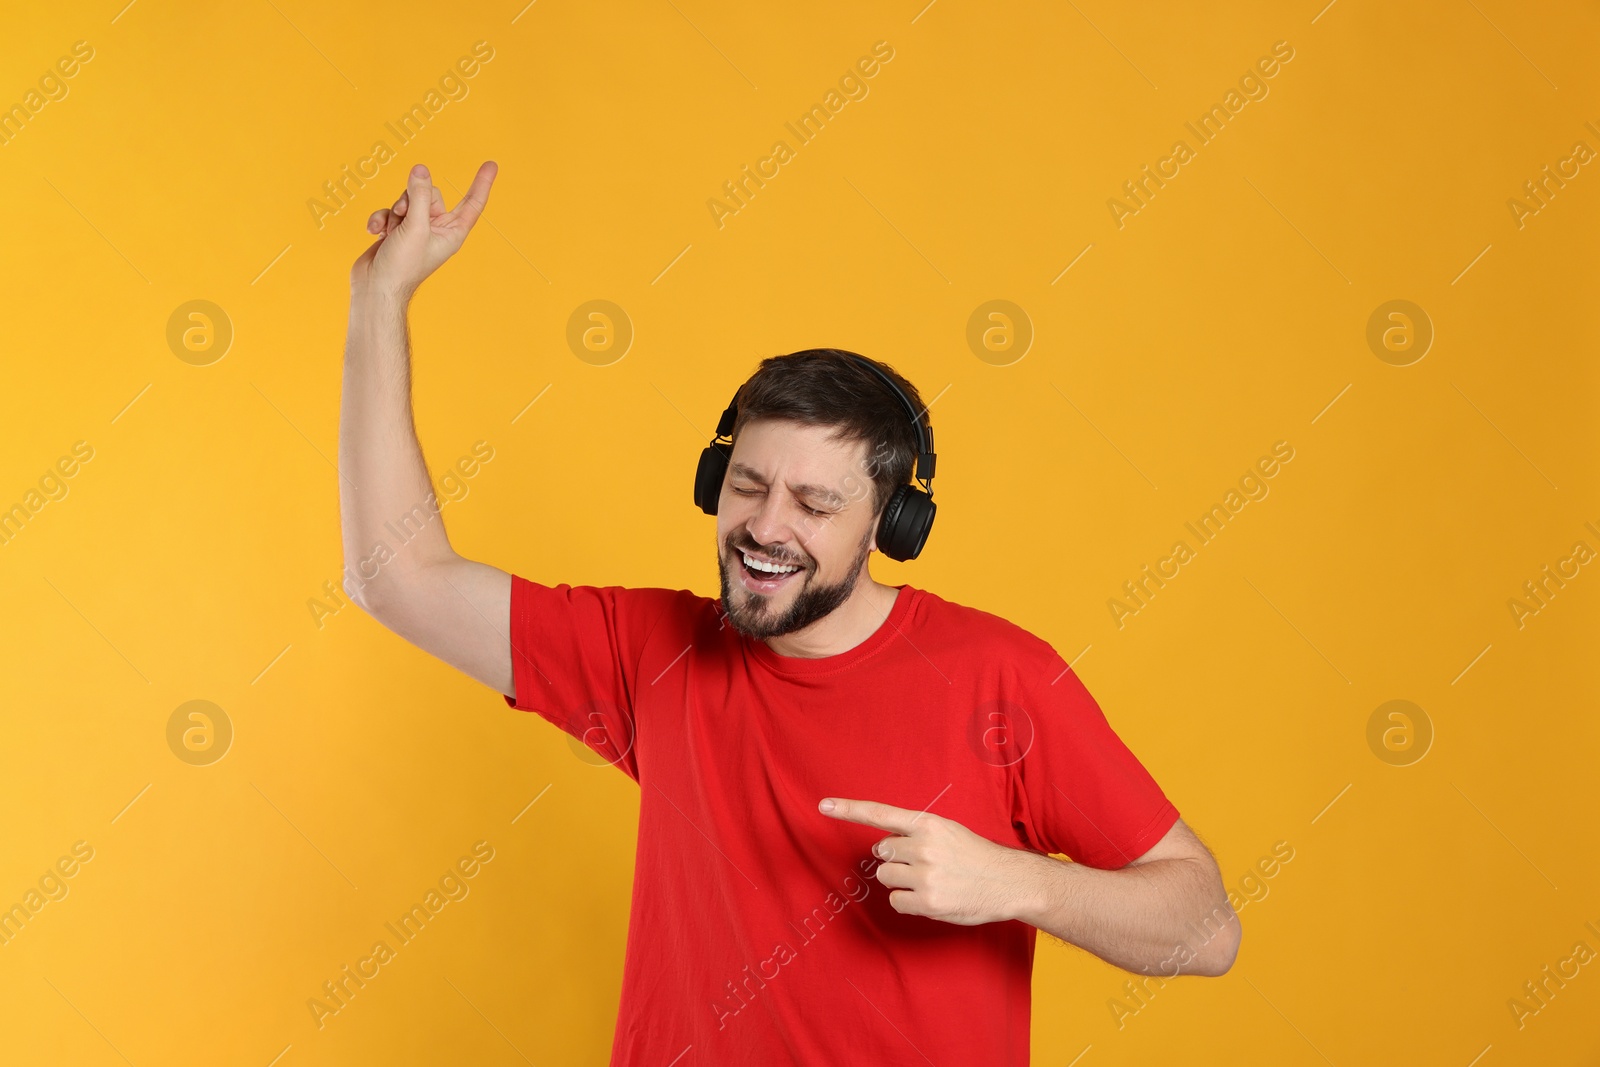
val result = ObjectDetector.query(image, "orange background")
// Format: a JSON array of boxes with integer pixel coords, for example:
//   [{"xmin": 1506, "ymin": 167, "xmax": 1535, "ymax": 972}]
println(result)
[{"xmin": 1, "ymin": 1, "xmax": 1596, "ymax": 1063}]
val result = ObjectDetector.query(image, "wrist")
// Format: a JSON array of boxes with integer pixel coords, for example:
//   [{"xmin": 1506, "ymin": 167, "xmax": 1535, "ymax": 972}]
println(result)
[
  {"xmin": 350, "ymin": 283, "xmax": 410, "ymax": 315},
  {"xmin": 1010, "ymin": 849, "xmax": 1074, "ymax": 929},
  {"xmin": 350, "ymin": 281, "xmax": 406, "ymax": 302}
]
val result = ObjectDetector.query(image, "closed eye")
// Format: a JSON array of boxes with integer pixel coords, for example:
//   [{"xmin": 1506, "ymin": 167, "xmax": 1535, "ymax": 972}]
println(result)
[{"xmin": 731, "ymin": 486, "xmax": 828, "ymax": 517}]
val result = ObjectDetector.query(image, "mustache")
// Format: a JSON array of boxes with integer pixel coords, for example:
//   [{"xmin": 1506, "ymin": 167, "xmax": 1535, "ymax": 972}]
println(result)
[{"xmin": 729, "ymin": 540, "xmax": 808, "ymax": 567}]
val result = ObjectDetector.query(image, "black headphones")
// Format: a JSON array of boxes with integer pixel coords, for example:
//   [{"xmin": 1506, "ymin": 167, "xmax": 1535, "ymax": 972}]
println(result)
[{"xmin": 693, "ymin": 352, "xmax": 937, "ymax": 561}]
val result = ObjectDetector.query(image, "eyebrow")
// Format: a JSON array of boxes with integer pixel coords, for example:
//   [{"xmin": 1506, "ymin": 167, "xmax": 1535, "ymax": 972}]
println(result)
[{"xmin": 729, "ymin": 463, "xmax": 844, "ymax": 506}]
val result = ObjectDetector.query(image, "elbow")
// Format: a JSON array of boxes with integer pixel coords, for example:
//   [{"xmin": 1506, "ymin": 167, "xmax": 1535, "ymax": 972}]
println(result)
[
  {"xmin": 1184, "ymin": 859, "xmax": 1241, "ymax": 977},
  {"xmin": 338, "ymin": 570, "xmax": 381, "ymax": 617},
  {"xmin": 1196, "ymin": 911, "xmax": 1241, "ymax": 977},
  {"xmin": 341, "ymin": 568, "xmax": 402, "ymax": 624},
  {"xmin": 1160, "ymin": 893, "xmax": 1240, "ymax": 978}
]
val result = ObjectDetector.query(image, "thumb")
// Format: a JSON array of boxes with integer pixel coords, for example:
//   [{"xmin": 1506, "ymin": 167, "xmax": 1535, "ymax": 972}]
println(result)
[{"xmin": 400, "ymin": 164, "xmax": 433, "ymax": 235}]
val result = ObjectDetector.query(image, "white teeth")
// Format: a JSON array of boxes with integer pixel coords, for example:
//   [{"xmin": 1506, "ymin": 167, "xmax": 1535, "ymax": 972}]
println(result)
[{"xmin": 742, "ymin": 551, "xmax": 800, "ymax": 575}]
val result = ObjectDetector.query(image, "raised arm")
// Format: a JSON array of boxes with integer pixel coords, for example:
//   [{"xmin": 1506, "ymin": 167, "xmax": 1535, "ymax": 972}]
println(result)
[{"xmin": 338, "ymin": 161, "xmax": 517, "ymax": 700}]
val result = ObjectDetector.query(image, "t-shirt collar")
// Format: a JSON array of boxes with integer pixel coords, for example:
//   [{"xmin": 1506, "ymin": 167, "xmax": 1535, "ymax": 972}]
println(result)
[{"xmin": 744, "ymin": 585, "xmax": 918, "ymax": 676}]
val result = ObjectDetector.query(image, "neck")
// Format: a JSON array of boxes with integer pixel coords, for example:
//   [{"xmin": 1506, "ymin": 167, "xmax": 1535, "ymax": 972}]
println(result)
[{"xmin": 762, "ymin": 577, "xmax": 901, "ymax": 659}]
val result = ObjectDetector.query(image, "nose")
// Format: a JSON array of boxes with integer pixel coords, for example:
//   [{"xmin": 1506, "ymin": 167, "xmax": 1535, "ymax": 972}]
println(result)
[{"xmin": 745, "ymin": 489, "xmax": 794, "ymax": 552}]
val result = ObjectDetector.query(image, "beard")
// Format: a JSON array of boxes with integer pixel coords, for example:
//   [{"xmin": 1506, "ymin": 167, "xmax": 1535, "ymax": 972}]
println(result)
[{"xmin": 718, "ymin": 526, "xmax": 874, "ymax": 641}]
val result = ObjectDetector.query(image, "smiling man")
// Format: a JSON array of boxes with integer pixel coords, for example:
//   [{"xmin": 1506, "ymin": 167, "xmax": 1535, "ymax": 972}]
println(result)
[
  {"xmin": 341, "ymin": 162, "xmax": 1240, "ymax": 1067},
  {"xmin": 717, "ymin": 429, "xmax": 887, "ymax": 646}
]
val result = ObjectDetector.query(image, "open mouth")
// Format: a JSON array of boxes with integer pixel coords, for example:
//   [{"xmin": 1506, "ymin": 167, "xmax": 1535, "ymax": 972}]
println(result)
[{"xmin": 737, "ymin": 550, "xmax": 804, "ymax": 591}]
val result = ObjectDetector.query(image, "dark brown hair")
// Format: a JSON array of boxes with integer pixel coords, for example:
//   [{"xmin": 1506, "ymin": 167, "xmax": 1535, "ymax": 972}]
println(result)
[{"xmin": 729, "ymin": 348, "xmax": 927, "ymax": 518}]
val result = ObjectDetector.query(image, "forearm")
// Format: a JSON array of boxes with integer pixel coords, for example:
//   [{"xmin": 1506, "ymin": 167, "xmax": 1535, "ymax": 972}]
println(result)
[
  {"xmin": 1011, "ymin": 850, "xmax": 1239, "ymax": 977},
  {"xmin": 337, "ymin": 286, "xmax": 454, "ymax": 610}
]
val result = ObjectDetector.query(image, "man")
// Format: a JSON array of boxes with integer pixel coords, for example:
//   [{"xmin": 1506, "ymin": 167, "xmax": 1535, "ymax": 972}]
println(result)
[{"xmin": 342, "ymin": 161, "xmax": 1240, "ymax": 1066}]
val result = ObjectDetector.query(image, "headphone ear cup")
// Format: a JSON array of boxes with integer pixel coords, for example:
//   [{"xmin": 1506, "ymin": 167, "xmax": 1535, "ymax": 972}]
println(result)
[
  {"xmin": 694, "ymin": 443, "xmax": 730, "ymax": 515},
  {"xmin": 876, "ymin": 486, "xmax": 936, "ymax": 562}
]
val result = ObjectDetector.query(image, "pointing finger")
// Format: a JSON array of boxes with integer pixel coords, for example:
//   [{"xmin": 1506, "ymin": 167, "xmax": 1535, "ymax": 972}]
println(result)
[{"xmin": 818, "ymin": 797, "xmax": 923, "ymax": 835}]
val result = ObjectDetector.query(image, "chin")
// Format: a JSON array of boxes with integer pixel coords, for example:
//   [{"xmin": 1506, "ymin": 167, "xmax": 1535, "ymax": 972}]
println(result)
[{"xmin": 718, "ymin": 560, "xmax": 792, "ymax": 633}]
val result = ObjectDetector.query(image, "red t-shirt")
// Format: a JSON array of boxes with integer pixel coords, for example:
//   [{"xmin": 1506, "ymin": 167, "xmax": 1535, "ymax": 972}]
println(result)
[{"xmin": 502, "ymin": 577, "xmax": 1179, "ymax": 1066}]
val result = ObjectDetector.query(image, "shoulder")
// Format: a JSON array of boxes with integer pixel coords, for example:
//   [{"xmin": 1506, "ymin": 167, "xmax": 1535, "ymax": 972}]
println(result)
[
  {"xmin": 908, "ymin": 587, "xmax": 1067, "ymax": 680},
  {"xmin": 633, "ymin": 585, "xmax": 725, "ymax": 645},
  {"xmin": 512, "ymin": 576, "xmax": 708, "ymax": 611},
  {"xmin": 607, "ymin": 584, "xmax": 719, "ymax": 628},
  {"xmin": 510, "ymin": 577, "xmax": 718, "ymax": 642}
]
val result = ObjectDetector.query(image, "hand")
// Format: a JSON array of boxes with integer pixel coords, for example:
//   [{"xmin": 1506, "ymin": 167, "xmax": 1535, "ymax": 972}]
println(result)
[
  {"xmin": 350, "ymin": 160, "xmax": 498, "ymax": 300},
  {"xmin": 818, "ymin": 796, "xmax": 1037, "ymax": 926}
]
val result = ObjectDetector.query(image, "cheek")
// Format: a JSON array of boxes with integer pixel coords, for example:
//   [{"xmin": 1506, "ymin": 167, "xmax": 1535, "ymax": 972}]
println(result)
[
  {"xmin": 796, "ymin": 522, "xmax": 835, "ymax": 557},
  {"xmin": 800, "ymin": 522, "xmax": 859, "ymax": 564}
]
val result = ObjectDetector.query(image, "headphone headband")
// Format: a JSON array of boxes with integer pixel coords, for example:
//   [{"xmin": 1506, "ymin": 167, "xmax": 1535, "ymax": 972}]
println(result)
[{"xmin": 847, "ymin": 358, "xmax": 937, "ymax": 487}]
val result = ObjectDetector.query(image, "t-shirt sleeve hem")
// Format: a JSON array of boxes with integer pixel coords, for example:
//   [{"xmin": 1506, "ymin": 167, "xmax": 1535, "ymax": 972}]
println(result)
[
  {"xmin": 1094, "ymin": 800, "xmax": 1180, "ymax": 869},
  {"xmin": 497, "ymin": 577, "xmax": 694, "ymax": 715},
  {"xmin": 503, "ymin": 573, "xmax": 534, "ymax": 712}
]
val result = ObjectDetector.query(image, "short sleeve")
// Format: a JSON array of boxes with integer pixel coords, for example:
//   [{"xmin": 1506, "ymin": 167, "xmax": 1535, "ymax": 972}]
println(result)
[
  {"xmin": 501, "ymin": 574, "xmax": 699, "ymax": 782},
  {"xmin": 1009, "ymin": 666, "xmax": 1179, "ymax": 868}
]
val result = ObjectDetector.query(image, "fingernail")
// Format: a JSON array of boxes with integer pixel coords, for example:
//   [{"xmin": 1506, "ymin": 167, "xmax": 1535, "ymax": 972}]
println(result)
[
  {"xmin": 412, "ymin": 163, "xmax": 428, "ymax": 179},
  {"xmin": 819, "ymin": 799, "xmax": 835, "ymax": 812}
]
